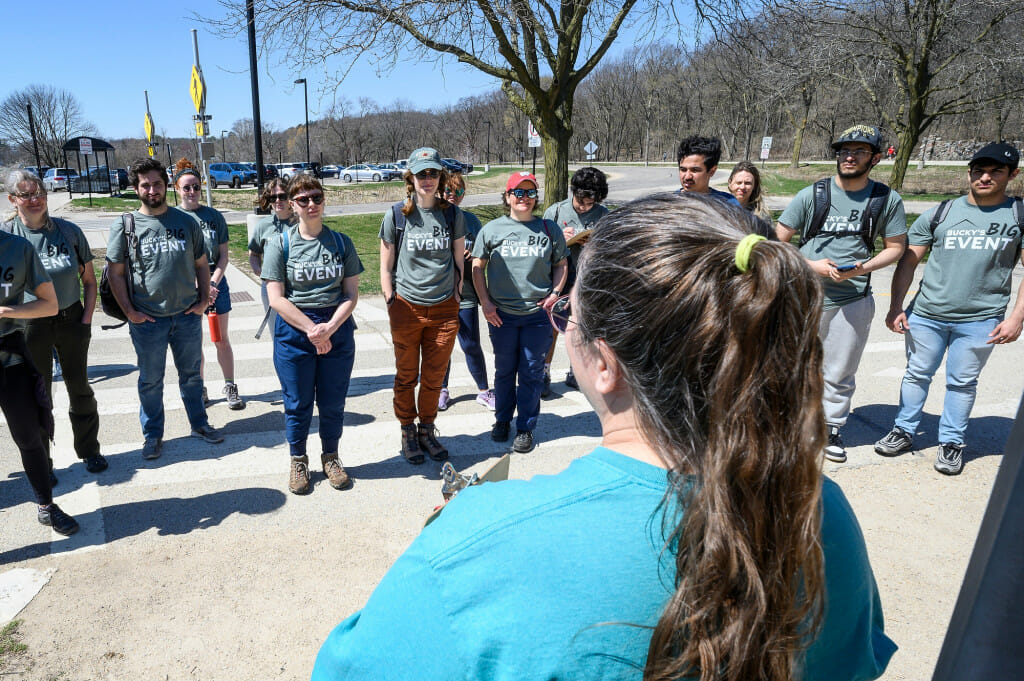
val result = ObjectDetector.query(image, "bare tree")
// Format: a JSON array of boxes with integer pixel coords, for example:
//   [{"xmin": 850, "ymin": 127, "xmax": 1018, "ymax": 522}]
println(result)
[{"xmin": 0, "ymin": 85, "xmax": 95, "ymax": 167}]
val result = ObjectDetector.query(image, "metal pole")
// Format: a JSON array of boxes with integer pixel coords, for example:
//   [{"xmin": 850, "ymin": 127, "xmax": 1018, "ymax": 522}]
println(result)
[
  {"xmin": 295, "ymin": 78, "xmax": 310, "ymax": 168},
  {"xmin": 486, "ymin": 121, "xmax": 491, "ymax": 172},
  {"xmin": 26, "ymin": 103, "xmax": 42, "ymax": 172},
  {"xmin": 192, "ymin": 29, "xmax": 213, "ymax": 207},
  {"xmin": 247, "ymin": 0, "xmax": 267, "ymax": 201},
  {"xmin": 222, "ymin": 130, "xmax": 228, "ymax": 161}
]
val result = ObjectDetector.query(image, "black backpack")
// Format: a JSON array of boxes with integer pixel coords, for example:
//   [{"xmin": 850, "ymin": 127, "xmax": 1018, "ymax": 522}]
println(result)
[
  {"xmin": 803, "ymin": 178, "xmax": 892, "ymax": 253},
  {"xmin": 929, "ymin": 197, "xmax": 1024, "ymax": 240}
]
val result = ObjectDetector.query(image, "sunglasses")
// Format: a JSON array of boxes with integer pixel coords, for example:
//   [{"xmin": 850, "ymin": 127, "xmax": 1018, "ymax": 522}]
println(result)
[
  {"xmin": 415, "ymin": 169, "xmax": 440, "ymax": 180},
  {"xmin": 269, "ymin": 193, "xmax": 288, "ymax": 202},
  {"xmin": 292, "ymin": 193, "xmax": 325, "ymax": 206},
  {"xmin": 547, "ymin": 295, "xmax": 575, "ymax": 334},
  {"xmin": 180, "ymin": 184, "xmax": 201, "ymax": 192},
  {"xmin": 509, "ymin": 188, "xmax": 539, "ymax": 199},
  {"xmin": 444, "ymin": 187, "xmax": 466, "ymax": 197}
]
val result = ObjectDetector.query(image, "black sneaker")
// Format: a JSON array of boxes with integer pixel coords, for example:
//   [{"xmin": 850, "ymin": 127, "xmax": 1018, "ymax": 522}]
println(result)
[
  {"xmin": 38, "ymin": 503, "xmax": 80, "ymax": 536},
  {"xmin": 935, "ymin": 442, "xmax": 964, "ymax": 476},
  {"xmin": 513, "ymin": 430, "xmax": 534, "ymax": 453},
  {"xmin": 541, "ymin": 370, "xmax": 552, "ymax": 398},
  {"xmin": 824, "ymin": 425, "xmax": 847, "ymax": 463},
  {"xmin": 84, "ymin": 454, "xmax": 108, "ymax": 473},
  {"xmin": 875, "ymin": 426, "xmax": 913, "ymax": 457},
  {"xmin": 565, "ymin": 370, "xmax": 578, "ymax": 390},
  {"xmin": 491, "ymin": 421, "xmax": 511, "ymax": 442}
]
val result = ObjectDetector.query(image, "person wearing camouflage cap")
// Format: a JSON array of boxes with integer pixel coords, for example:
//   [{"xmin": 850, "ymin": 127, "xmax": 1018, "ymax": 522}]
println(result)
[{"xmin": 776, "ymin": 125, "xmax": 907, "ymax": 463}]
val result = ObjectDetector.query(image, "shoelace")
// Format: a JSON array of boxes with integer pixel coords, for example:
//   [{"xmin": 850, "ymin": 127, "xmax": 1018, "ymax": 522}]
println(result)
[
  {"xmin": 403, "ymin": 427, "xmax": 421, "ymax": 450},
  {"xmin": 420, "ymin": 425, "xmax": 443, "ymax": 448}
]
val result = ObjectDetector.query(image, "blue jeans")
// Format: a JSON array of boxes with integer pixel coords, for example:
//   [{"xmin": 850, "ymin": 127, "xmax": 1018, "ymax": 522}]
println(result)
[
  {"xmin": 894, "ymin": 313, "xmax": 999, "ymax": 445},
  {"xmin": 488, "ymin": 309, "xmax": 552, "ymax": 432},
  {"xmin": 443, "ymin": 306, "xmax": 489, "ymax": 391},
  {"xmin": 129, "ymin": 312, "xmax": 208, "ymax": 440},
  {"xmin": 273, "ymin": 308, "xmax": 356, "ymax": 457}
]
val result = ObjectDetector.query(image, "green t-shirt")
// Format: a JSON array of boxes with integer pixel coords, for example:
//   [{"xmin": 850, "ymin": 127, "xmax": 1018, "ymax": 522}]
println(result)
[
  {"xmin": 779, "ymin": 178, "xmax": 907, "ymax": 309},
  {"xmin": 542, "ymin": 199, "xmax": 609, "ymax": 234},
  {"xmin": 261, "ymin": 225, "xmax": 364, "ymax": 308},
  {"xmin": 181, "ymin": 205, "xmax": 228, "ymax": 272},
  {"xmin": 4, "ymin": 217, "xmax": 93, "ymax": 309},
  {"xmin": 907, "ymin": 196, "xmax": 1022, "ymax": 322},
  {"xmin": 472, "ymin": 215, "xmax": 568, "ymax": 316},
  {"xmin": 106, "ymin": 208, "xmax": 206, "ymax": 317},
  {"xmin": 459, "ymin": 209, "xmax": 484, "ymax": 309},
  {"xmin": 379, "ymin": 201, "xmax": 467, "ymax": 306},
  {"xmin": 248, "ymin": 213, "xmax": 296, "ymax": 256},
  {"xmin": 0, "ymin": 231, "xmax": 52, "ymax": 367}
]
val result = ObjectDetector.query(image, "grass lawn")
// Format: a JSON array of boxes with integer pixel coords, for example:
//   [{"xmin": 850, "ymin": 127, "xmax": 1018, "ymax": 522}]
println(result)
[{"xmin": 227, "ymin": 204, "xmax": 510, "ymax": 296}]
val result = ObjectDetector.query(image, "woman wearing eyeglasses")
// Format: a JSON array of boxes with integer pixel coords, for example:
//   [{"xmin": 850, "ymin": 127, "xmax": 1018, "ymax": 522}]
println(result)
[
  {"xmin": 438, "ymin": 172, "xmax": 494, "ymax": 412},
  {"xmin": 4, "ymin": 169, "xmax": 105, "ymax": 481},
  {"xmin": 1, "ymin": 170, "xmax": 79, "ymax": 535},
  {"xmin": 249, "ymin": 177, "xmax": 297, "ymax": 328},
  {"xmin": 262, "ymin": 175, "xmax": 363, "ymax": 495},
  {"xmin": 471, "ymin": 171, "xmax": 567, "ymax": 453},
  {"xmin": 312, "ymin": 194, "xmax": 895, "ymax": 681},
  {"xmin": 380, "ymin": 148, "xmax": 466, "ymax": 465},
  {"xmin": 174, "ymin": 160, "xmax": 244, "ymax": 410}
]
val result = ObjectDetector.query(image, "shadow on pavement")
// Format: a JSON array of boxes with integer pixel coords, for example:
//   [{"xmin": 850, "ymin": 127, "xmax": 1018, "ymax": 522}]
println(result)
[{"xmin": 850, "ymin": 403, "xmax": 1015, "ymax": 455}]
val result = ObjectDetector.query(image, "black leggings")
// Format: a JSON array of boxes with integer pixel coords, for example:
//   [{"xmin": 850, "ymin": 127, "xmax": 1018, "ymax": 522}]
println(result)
[{"xmin": 0, "ymin": 361, "xmax": 52, "ymax": 506}]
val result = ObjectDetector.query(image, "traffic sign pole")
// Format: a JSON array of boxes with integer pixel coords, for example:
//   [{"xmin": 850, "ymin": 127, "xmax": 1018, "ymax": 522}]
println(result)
[{"xmin": 192, "ymin": 29, "xmax": 213, "ymax": 206}]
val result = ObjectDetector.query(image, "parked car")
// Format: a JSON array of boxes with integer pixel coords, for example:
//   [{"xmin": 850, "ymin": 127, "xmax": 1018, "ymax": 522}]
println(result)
[
  {"xmin": 229, "ymin": 163, "xmax": 258, "ymax": 185},
  {"xmin": 320, "ymin": 164, "xmax": 341, "ymax": 178},
  {"xmin": 111, "ymin": 168, "xmax": 129, "ymax": 190},
  {"xmin": 275, "ymin": 163, "xmax": 308, "ymax": 180},
  {"xmin": 378, "ymin": 163, "xmax": 404, "ymax": 178},
  {"xmin": 69, "ymin": 166, "xmax": 112, "ymax": 193},
  {"xmin": 23, "ymin": 166, "xmax": 50, "ymax": 179},
  {"xmin": 42, "ymin": 167, "xmax": 78, "ymax": 191},
  {"xmin": 208, "ymin": 162, "xmax": 249, "ymax": 188},
  {"xmin": 442, "ymin": 158, "xmax": 473, "ymax": 174},
  {"xmin": 340, "ymin": 164, "xmax": 388, "ymax": 183},
  {"xmin": 393, "ymin": 160, "xmax": 408, "ymax": 171},
  {"xmin": 262, "ymin": 164, "xmax": 279, "ymax": 180},
  {"xmin": 369, "ymin": 164, "xmax": 402, "ymax": 181}
]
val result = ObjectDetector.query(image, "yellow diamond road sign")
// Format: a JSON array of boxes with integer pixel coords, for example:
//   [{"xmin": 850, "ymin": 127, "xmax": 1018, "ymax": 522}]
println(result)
[
  {"xmin": 190, "ymin": 65, "xmax": 205, "ymax": 113},
  {"xmin": 144, "ymin": 113, "xmax": 154, "ymax": 142}
]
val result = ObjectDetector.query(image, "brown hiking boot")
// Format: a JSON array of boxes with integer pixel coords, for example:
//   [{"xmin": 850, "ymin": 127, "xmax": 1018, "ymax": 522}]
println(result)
[
  {"xmin": 418, "ymin": 423, "xmax": 449, "ymax": 462},
  {"xmin": 321, "ymin": 453, "xmax": 352, "ymax": 490},
  {"xmin": 401, "ymin": 424, "xmax": 425, "ymax": 465},
  {"xmin": 288, "ymin": 455, "xmax": 311, "ymax": 495}
]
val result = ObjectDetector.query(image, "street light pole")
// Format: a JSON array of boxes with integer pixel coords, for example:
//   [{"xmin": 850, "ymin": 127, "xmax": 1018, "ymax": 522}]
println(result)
[
  {"xmin": 294, "ymin": 78, "xmax": 310, "ymax": 168},
  {"xmin": 486, "ymin": 120, "xmax": 491, "ymax": 172},
  {"xmin": 221, "ymin": 130, "xmax": 229, "ymax": 161}
]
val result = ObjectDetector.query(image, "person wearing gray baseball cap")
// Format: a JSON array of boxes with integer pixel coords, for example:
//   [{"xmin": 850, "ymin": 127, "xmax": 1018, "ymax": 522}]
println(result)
[
  {"xmin": 875, "ymin": 141, "xmax": 1023, "ymax": 475},
  {"xmin": 777, "ymin": 125, "xmax": 908, "ymax": 463}
]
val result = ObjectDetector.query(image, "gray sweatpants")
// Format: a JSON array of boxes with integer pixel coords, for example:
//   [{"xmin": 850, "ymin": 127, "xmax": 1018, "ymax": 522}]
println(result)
[{"xmin": 819, "ymin": 295, "xmax": 875, "ymax": 427}]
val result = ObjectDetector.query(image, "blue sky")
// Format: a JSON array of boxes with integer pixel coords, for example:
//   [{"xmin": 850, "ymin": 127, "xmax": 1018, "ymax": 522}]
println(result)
[{"xmin": 4, "ymin": 2, "xmax": 504, "ymax": 141}]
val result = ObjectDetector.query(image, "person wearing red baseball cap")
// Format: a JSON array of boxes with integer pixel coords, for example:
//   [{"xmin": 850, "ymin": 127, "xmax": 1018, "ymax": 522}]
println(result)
[{"xmin": 471, "ymin": 171, "xmax": 567, "ymax": 453}]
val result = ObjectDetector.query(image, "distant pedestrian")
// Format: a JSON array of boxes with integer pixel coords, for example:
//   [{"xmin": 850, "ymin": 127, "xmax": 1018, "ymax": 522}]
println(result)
[
  {"xmin": 263, "ymin": 175, "xmax": 362, "ymax": 494},
  {"xmin": 438, "ymin": 172, "xmax": 494, "ymax": 412},
  {"xmin": 106, "ymin": 158, "xmax": 223, "ymax": 461},
  {"xmin": 3, "ymin": 169, "xmax": 106, "ymax": 477},
  {"xmin": 249, "ymin": 177, "xmax": 297, "ymax": 328},
  {"xmin": 472, "ymin": 171, "xmax": 567, "ymax": 453},
  {"xmin": 1, "ymin": 176, "xmax": 79, "ymax": 535},
  {"xmin": 173, "ymin": 160, "xmax": 244, "ymax": 410},
  {"xmin": 380, "ymin": 148, "xmax": 465, "ymax": 465},
  {"xmin": 875, "ymin": 142, "xmax": 1024, "ymax": 475}
]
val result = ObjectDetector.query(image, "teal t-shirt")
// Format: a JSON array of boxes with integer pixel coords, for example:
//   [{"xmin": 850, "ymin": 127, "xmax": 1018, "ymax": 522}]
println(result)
[
  {"xmin": 311, "ymin": 447, "xmax": 896, "ymax": 681},
  {"xmin": 0, "ymin": 231, "xmax": 52, "ymax": 367},
  {"xmin": 380, "ymin": 201, "xmax": 467, "ymax": 306},
  {"xmin": 542, "ymin": 198, "xmax": 609, "ymax": 234},
  {"xmin": 106, "ymin": 208, "xmax": 206, "ymax": 317},
  {"xmin": 780, "ymin": 178, "xmax": 907, "ymax": 309},
  {"xmin": 459, "ymin": 209, "xmax": 484, "ymax": 309},
  {"xmin": 181, "ymin": 205, "xmax": 228, "ymax": 272},
  {"xmin": 4, "ymin": 217, "xmax": 93, "ymax": 309},
  {"xmin": 261, "ymin": 225, "xmax": 364, "ymax": 308},
  {"xmin": 907, "ymin": 196, "xmax": 1022, "ymax": 322},
  {"xmin": 472, "ymin": 215, "xmax": 568, "ymax": 316},
  {"xmin": 248, "ymin": 213, "xmax": 296, "ymax": 256}
]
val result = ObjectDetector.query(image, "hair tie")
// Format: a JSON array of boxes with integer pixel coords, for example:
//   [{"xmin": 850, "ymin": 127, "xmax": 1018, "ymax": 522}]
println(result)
[
  {"xmin": 734, "ymin": 234, "xmax": 766, "ymax": 273},
  {"xmin": 173, "ymin": 167, "xmax": 200, "ymax": 183}
]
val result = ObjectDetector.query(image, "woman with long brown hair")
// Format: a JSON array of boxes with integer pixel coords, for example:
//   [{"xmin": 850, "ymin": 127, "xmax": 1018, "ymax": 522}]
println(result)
[
  {"xmin": 312, "ymin": 193, "xmax": 895, "ymax": 681},
  {"xmin": 249, "ymin": 177, "xmax": 297, "ymax": 324}
]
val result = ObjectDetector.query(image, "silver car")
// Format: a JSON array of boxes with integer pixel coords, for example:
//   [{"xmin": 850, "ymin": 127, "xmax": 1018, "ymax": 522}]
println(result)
[
  {"xmin": 341, "ymin": 164, "xmax": 387, "ymax": 183},
  {"xmin": 43, "ymin": 167, "xmax": 78, "ymax": 191}
]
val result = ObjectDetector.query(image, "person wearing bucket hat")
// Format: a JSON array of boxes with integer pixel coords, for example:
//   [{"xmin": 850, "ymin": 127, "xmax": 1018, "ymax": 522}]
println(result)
[
  {"xmin": 875, "ymin": 142, "xmax": 1023, "ymax": 475},
  {"xmin": 380, "ymin": 147, "xmax": 466, "ymax": 465},
  {"xmin": 777, "ymin": 124, "xmax": 907, "ymax": 464},
  {"xmin": 471, "ymin": 171, "xmax": 568, "ymax": 453}
]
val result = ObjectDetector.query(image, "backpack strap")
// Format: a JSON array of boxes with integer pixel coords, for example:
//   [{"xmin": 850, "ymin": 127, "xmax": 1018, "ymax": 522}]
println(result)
[
  {"xmin": 390, "ymin": 202, "xmax": 407, "ymax": 274},
  {"xmin": 928, "ymin": 199, "xmax": 954, "ymax": 238},
  {"xmin": 1013, "ymin": 197, "xmax": 1024, "ymax": 232},
  {"xmin": 51, "ymin": 218, "xmax": 84, "ymax": 268},
  {"xmin": 803, "ymin": 178, "xmax": 832, "ymax": 242},
  {"xmin": 859, "ymin": 181, "xmax": 891, "ymax": 253}
]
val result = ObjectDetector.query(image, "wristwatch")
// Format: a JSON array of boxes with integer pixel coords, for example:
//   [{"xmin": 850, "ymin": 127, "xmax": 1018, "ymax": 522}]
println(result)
[{"xmin": 551, "ymin": 289, "xmax": 562, "ymax": 297}]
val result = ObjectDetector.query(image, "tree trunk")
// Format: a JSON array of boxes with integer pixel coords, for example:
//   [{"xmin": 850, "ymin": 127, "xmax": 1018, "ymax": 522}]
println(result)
[
  {"xmin": 888, "ymin": 128, "xmax": 921, "ymax": 190},
  {"xmin": 539, "ymin": 131, "xmax": 569, "ymax": 209}
]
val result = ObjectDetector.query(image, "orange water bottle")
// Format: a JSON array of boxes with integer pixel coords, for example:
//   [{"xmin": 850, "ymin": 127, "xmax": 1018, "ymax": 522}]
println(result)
[{"xmin": 207, "ymin": 306, "xmax": 222, "ymax": 342}]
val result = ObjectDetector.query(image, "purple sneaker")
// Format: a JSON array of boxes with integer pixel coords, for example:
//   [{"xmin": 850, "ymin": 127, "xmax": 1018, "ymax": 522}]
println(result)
[
  {"xmin": 438, "ymin": 388, "xmax": 452, "ymax": 411},
  {"xmin": 476, "ymin": 389, "xmax": 496, "ymax": 410}
]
